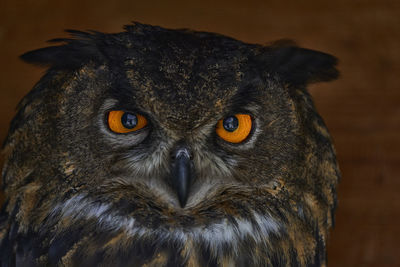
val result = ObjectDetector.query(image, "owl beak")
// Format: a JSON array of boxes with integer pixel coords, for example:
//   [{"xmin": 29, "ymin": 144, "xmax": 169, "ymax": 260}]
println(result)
[{"xmin": 171, "ymin": 146, "xmax": 193, "ymax": 208}]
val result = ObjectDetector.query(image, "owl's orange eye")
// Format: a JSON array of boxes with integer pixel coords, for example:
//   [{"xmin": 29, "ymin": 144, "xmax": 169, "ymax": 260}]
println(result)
[
  {"xmin": 216, "ymin": 114, "xmax": 252, "ymax": 143},
  {"xmin": 108, "ymin": 111, "xmax": 148, "ymax": 133}
]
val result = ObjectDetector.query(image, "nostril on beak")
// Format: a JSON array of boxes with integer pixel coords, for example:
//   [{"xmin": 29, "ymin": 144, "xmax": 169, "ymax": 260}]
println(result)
[
  {"xmin": 175, "ymin": 148, "xmax": 191, "ymax": 160},
  {"xmin": 170, "ymin": 146, "xmax": 192, "ymax": 159}
]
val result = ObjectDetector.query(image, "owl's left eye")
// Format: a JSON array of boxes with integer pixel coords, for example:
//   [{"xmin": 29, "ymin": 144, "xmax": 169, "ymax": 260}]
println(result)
[
  {"xmin": 107, "ymin": 110, "xmax": 148, "ymax": 133},
  {"xmin": 216, "ymin": 114, "xmax": 252, "ymax": 143}
]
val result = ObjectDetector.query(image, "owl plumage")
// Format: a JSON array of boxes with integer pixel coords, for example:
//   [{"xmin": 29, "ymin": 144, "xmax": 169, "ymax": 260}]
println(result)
[{"xmin": 0, "ymin": 23, "xmax": 339, "ymax": 266}]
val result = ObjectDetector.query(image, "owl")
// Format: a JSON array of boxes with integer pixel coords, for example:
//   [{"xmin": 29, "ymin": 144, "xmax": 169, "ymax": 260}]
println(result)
[{"xmin": 0, "ymin": 23, "xmax": 339, "ymax": 266}]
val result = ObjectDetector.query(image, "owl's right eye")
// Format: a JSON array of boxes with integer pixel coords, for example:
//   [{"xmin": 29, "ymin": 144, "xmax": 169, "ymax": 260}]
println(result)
[{"xmin": 107, "ymin": 110, "xmax": 148, "ymax": 133}]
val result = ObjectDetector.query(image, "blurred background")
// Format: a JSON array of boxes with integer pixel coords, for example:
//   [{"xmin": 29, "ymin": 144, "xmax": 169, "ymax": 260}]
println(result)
[{"xmin": 0, "ymin": 0, "xmax": 399, "ymax": 266}]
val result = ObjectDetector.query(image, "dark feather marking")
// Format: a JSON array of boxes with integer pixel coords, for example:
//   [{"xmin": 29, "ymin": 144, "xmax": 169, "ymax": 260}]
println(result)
[
  {"xmin": 198, "ymin": 241, "xmax": 219, "ymax": 267},
  {"xmin": 310, "ymin": 224, "xmax": 326, "ymax": 267},
  {"xmin": 0, "ymin": 200, "xmax": 20, "ymax": 267},
  {"xmin": 289, "ymin": 246, "xmax": 300, "ymax": 267},
  {"xmin": 47, "ymin": 226, "xmax": 85, "ymax": 265}
]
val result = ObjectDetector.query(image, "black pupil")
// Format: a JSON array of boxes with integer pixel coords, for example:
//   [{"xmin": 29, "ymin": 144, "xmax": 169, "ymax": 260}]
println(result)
[
  {"xmin": 223, "ymin": 116, "xmax": 239, "ymax": 132},
  {"xmin": 121, "ymin": 113, "xmax": 138, "ymax": 129}
]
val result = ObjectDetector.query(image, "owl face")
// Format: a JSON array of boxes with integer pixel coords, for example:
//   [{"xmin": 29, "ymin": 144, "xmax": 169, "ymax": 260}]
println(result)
[{"xmin": 1, "ymin": 23, "xmax": 340, "ymax": 266}]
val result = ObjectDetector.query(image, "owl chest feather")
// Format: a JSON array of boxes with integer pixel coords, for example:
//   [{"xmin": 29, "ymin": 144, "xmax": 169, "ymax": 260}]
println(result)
[{"xmin": 0, "ymin": 190, "xmax": 326, "ymax": 267}]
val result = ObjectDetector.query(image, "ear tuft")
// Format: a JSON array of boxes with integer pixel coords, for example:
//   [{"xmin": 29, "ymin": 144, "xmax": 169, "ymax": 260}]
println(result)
[
  {"xmin": 20, "ymin": 30, "xmax": 103, "ymax": 69},
  {"xmin": 261, "ymin": 41, "xmax": 339, "ymax": 85}
]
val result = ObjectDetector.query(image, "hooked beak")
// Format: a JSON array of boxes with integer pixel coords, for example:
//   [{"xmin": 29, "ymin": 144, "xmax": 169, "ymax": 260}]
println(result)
[{"xmin": 171, "ymin": 146, "xmax": 193, "ymax": 208}]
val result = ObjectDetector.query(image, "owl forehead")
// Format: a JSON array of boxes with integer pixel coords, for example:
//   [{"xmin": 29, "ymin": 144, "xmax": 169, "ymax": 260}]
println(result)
[
  {"xmin": 116, "ymin": 41, "xmax": 254, "ymax": 128},
  {"xmin": 97, "ymin": 27, "xmax": 262, "ymax": 129},
  {"xmin": 124, "ymin": 66, "xmax": 242, "ymax": 129}
]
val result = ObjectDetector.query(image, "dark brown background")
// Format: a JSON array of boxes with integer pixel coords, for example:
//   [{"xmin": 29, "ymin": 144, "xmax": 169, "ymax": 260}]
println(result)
[{"xmin": 1, "ymin": 0, "xmax": 399, "ymax": 266}]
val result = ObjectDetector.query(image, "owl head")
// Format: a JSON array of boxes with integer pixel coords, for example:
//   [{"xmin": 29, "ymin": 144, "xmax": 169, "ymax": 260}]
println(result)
[{"xmin": 1, "ymin": 23, "xmax": 339, "ymax": 266}]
